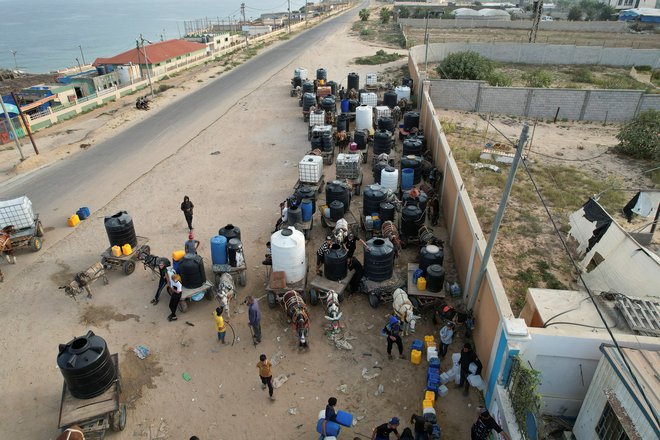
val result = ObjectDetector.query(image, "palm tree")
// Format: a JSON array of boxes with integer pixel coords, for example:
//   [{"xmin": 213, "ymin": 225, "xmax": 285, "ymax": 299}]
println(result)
[
  {"xmin": 380, "ymin": 7, "xmax": 391, "ymax": 24},
  {"xmin": 359, "ymin": 8, "xmax": 370, "ymax": 21}
]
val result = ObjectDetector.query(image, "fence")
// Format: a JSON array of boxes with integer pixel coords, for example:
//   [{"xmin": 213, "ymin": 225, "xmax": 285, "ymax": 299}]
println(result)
[{"xmin": 399, "ymin": 18, "xmax": 629, "ymax": 33}]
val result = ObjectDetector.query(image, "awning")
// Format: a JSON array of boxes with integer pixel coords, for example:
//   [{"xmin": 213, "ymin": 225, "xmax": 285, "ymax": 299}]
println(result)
[{"xmin": 0, "ymin": 103, "xmax": 19, "ymax": 116}]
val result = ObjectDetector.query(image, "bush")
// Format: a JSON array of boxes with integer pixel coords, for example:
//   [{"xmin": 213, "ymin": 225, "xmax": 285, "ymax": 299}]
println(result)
[
  {"xmin": 615, "ymin": 109, "xmax": 660, "ymax": 160},
  {"xmin": 567, "ymin": 6, "xmax": 582, "ymax": 20},
  {"xmin": 488, "ymin": 71, "xmax": 513, "ymax": 87},
  {"xmin": 437, "ymin": 51, "xmax": 493, "ymax": 81},
  {"xmin": 359, "ymin": 8, "xmax": 370, "ymax": 21},
  {"xmin": 571, "ymin": 68, "xmax": 594, "ymax": 83},
  {"xmin": 523, "ymin": 69, "xmax": 553, "ymax": 87}
]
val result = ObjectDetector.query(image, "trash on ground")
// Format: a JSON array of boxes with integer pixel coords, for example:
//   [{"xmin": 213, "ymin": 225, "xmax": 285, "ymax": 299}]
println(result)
[
  {"xmin": 288, "ymin": 407, "xmax": 298, "ymax": 415},
  {"xmin": 133, "ymin": 345, "xmax": 150, "ymax": 359},
  {"xmin": 362, "ymin": 367, "xmax": 380, "ymax": 381},
  {"xmin": 182, "ymin": 373, "xmax": 191, "ymax": 382},
  {"xmin": 273, "ymin": 374, "xmax": 289, "ymax": 389}
]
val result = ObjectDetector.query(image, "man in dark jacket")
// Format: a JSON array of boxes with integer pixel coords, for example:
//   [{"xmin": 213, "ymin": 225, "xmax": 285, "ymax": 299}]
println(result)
[
  {"xmin": 384, "ymin": 316, "xmax": 405, "ymax": 360},
  {"xmin": 180, "ymin": 196, "xmax": 194, "ymax": 230},
  {"xmin": 150, "ymin": 258, "xmax": 170, "ymax": 305},
  {"xmin": 458, "ymin": 343, "xmax": 482, "ymax": 395},
  {"xmin": 247, "ymin": 296, "xmax": 261, "ymax": 344},
  {"xmin": 471, "ymin": 408, "xmax": 510, "ymax": 440}
]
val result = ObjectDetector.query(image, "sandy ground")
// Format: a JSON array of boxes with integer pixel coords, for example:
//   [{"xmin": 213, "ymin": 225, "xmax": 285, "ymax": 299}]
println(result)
[{"xmin": 0, "ymin": 7, "xmax": 483, "ymax": 440}]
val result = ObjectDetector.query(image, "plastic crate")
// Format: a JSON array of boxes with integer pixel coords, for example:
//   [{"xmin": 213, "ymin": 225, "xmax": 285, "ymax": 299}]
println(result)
[
  {"xmin": 0, "ymin": 196, "xmax": 35, "ymax": 229},
  {"xmin": 299, "ymin": 155, "xmax": 323, "ymax": 183}
]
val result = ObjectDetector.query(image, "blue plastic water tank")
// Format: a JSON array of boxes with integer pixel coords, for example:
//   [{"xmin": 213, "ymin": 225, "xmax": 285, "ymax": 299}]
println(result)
[
  {"xmin": 301, "ymin": 199, "xmax": 313, "ymax": 222},
  {"xmin": 401, "ymin": 168, "xmax": 414, "ymax": 190},
  {"xmin": 341, "ymin": 98, "xmax": 349, "ymax": 113},
  {"xmin": 210, "ymin": 235, "xmax": 228, "ymax": 264}
]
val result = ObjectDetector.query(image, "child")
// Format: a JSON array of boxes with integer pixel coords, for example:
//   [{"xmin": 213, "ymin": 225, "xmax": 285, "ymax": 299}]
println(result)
[
  {"xmin": 214, "ymin": 307, "xmax": 226, "ymax": 344},
  {"xmin": 256, "ymin": 354, "xmax": 274, "ymax": 400}
]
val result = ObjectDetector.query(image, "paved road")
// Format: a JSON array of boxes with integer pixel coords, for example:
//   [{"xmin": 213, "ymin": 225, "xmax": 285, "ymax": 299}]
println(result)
[{"xmin": 0, "ymin": 4, "xmax": 360, "ymax": 248}]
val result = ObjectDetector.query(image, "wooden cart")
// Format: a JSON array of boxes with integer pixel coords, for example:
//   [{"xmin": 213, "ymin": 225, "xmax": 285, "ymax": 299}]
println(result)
[
  {"xmin": 171, "ymin": 280, "xmax": 214, "ymax": 313},
  {"xmin": 212, "ymin": 262, "xmax": 247, "ymax": 287},
  {"xmin": 1, "ymin": 216, "xmax": 45, "ymax": 253},
  {"xmin": 406, "ymin": 263, "xmax": 445, "ymax": 309},
  {"xmin": 58, "ymin": 354, "xmax": 126, "ymax": 440},
  {"xmin": 281, "ymin": 216, "xmax": 314, "ymax": 239},
  {"xmin": 361, "ymin": 270, "xmax": 406, "ymax": 309},
  {"xmin": 100, "ymin": 236, "xmax": 150, "ymax": 276},
  {"xmin": 293, "ymin": 175, "xmax": 325, "ymax": 194},
  {"xmin": 308, "ymin": 269, "xmax": 355, "ymax": 305},
  {"xmin": 266, "ymin": 270, "xmax": 308, "ymax": 309}
]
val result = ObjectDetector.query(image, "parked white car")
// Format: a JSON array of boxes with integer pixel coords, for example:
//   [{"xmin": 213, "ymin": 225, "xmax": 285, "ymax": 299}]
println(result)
[{"xmin": 541, "ymin": 15, "xmax": 554, "ymax": 21}]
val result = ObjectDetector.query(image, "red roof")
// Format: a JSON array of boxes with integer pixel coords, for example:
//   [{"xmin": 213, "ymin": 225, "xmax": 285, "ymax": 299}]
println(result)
[{"xmin": 93, "ymin": 39, "xmax": 207, "ymax": 66}]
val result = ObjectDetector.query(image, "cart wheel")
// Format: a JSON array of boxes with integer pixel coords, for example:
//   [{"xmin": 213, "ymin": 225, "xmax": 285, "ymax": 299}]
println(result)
[
  {"xmin": 111, "ymin": 403, "xmax": 127, "ymax": 431},
  {"xmin": 29, "ymin": 237, "xmax": 42, "ymax": 251},
  {"xmin": 239, "ymin": 271, "xmax": 247, "ymax": 287},
  {"xmin": 337, "ymin": 291, "xmax": 345, "ymax": 303},
  {"xmin": 179, "ymin": 300, "xmax": 188, "ymax": 313},
  {"xmin": 410, "ymin": 296, "xmax": 421, "ymax": 310},
  {"xmin": 123, "ymin": 260, "xmax": 135, "ymax": 275},
  {"xmin": 368, "ymin": 293, "xmax": 379, "ymax": 309},
  {"xmin": 36, "ymin": 221, "xmax": 45, "ymax": 237},
  {"xmin": 362, "ymin": 152, "xmax": 368, "ymax": 164},
  {"xmin": 320, "ymin": 216, "xmax": 328, "ymax": 229},
  {"xmin": 290, "ymin": 89, "xmax": 296, "ymax": 97},
  {"xmin": 309, "ymin": 288, "xmax": 319, "ymax": 306},
  {"xmin": 267, "ymin": 292, "xmax": 277, "ymax": 309},
  {"xmin": 141, "ymin": 245, "xmax": 151, "ymax": 256},
  {"xmin": 101, "ymin": 256, "xmax": 109, "ymax": 269},
  {"xmin": 355, "ymin": 184, "xmax": 361, "ymax": 196}
]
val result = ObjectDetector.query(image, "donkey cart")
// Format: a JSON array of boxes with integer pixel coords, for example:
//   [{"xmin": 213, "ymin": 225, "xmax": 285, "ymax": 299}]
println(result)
[{"xmin": 100, "ymin": 236, "xmax": 150, "ymax": 276}]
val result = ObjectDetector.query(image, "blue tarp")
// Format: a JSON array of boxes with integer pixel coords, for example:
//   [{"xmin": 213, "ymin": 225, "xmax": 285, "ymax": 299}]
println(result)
[
  {"xmin": 619, "ymin": 8, "xmax": 660, "ymax": 23},
  {"xmin": 0, "ymin": 102, "xmax": 19, "ymax": 116}
]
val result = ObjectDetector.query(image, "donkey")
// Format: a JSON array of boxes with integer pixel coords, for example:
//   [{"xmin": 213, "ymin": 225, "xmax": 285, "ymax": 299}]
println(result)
[
  {"xmin": 0, "ymin": 226, "xmax": 16, "ymax": 264},
  {"xmin": 323, "ymin": 289, "xmax": 343, "ymax": 333},
  {"xmin": 56, "ymin": 425, "xmax": 85, "ymax": 440},
  {"xmin": 333, "ymin": 218, "xmax": 349, "ymax": 244},
  {"xmin": 215, "ymin": 272, "xmax": 235, "ymax": 317},
  {"xmin": 381, "ymin": 221, "xmax": 402, "ymax": 257},
  {"xmin": 283, "ymin": 290, "xmax": 310, "ymax": 348},
  {"xmin": 393, "ymin": 288, "xmax": 420, "ymax": 336}
]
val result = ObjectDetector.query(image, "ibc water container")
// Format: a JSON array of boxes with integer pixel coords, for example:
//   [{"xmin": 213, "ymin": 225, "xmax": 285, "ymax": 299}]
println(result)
[
  {"xmin": 384, "ymin": 90, "xmax": 398, "ymax": 109},
  {"xmin": 364, "ymin": 238, "xmax": 394, "ymax": 282},
  {"xmin": 104, "ymin": 211, "xmax": 137, "ymax": 248},
  {"xmin": 401, "ymin": 155, "xmax": 423, "ymax": 184},
  {"xmin": 219, "ymin": 224, "xmax": 241, "ymax": 241},
  {"xmin": 301, "ymin": 199, "xmax": 313, "ymax": 222},
  {"xmin": 302, "ymin": 81, "xmax": 315, "ymax": 94},
  {"xmin": 316, "ymin": 68, "xmax": 327, "ymax": 81},
  {"xmin": 347, "ymin": 72, "xmax": 359, "ymax": 91},
  {"xmin": 420, "ymin": 245, "xmax": 444, "ymax": 272},
  {"xmin": 403, "ymin": 112, "xmax": 420, "ymax": 131},
  {"xmin": 379, "ymin": 202, "xmax": 395, "ymax": 222},
  {"xmin": 373, "ymin": 130, "xmax": 393, "ymax": 155},
  {"xmin": 403, "ymin": 189, "xmax": 428, "ymax": 211},
  {"xmin": 329, "ymin": 200, "xmax": 344, "ymax": 221},
  {"xmin": 179, "ymin": 253, "xmax": 206, "ymax": 289},
  {"xmin": 337, "ymin": 113, "xmax": 349, "ymax": 132},
  {"xmin": 395, "ymin": 86, "xmax": 411, "ymax": 102},
  {"xmin": 402, "ymin": 205, "xmax": 425, "ymax": 237},
  {"xmin": 227, "ymin": 238, "xmax": 243, "ymax": 267},
  {"xmin": 377, "ymin": 116, "xmax": 395, "ymax": 133},
  {"xmin": 271, "ymin": 227, "xmax": 306, "ymax": 283},
  {"xmin": 210, "ymin": 235, "xmax": 228, "ymax": 264},
  {"xmin": 381, "ymin": 167, "xmax": 399, "ymax": 193},
  {"xmin": 57, "ymin": 331, "xmax": 118, "ymax": 399},
  {"xmin": 326, "ymin": 180, "xmax": 350, "ymax": 212},
  {"xmin": 363, "ymin": 184, "xmax": 387, "ymax": 217},
  {"xmin": 355, "ymin": 105, "xmax": 373, "ymax": 132},
  {"xmin": 302, "ymin": 93, "xmax": 316, "ymax": 111},
  {"xmin": 372, "ymin": 161, "xmax": 389, "ymax": 184},
  {"xmin": 403, "ymin": 137, "xmax": 423, "ymax": 156},
  {"xmin": 324, "ymin": 243, "xmax": 348, "ymax": 281},
  {"xmin": 426, "ymin": 264, "xmax": 445, "ymax": 293},
  {"xmin": 354, "ymin": 130, "xmax": 368, "ymax": 150},
  {"xmin": 401, "ymin": 168, "xmax": 414, "ymax": 191}
]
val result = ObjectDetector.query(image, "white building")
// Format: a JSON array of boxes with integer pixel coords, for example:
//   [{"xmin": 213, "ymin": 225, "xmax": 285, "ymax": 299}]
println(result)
[{"xmin": 600, "ymin": 0, "xmax": 658, "ymax": 11}]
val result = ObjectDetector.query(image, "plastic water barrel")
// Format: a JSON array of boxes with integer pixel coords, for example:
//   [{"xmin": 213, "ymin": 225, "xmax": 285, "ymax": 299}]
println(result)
[
  {"xmin": 355, "ymin": 105, "xmax": 373, "ymax": 132},
  {"xmin": 336, "ymin": 410, "xmax": 354, "ymax": 427},
  {"xmin": 219, "ymin": 224, "xmax": 241, "ymax": 241},
  {"xmin": 316, "ymin": 68, "xmax": 327, "ymax": 81},
  {"xmin": 384, "ymin": 90, "xmax": 398, "ymax": 108},
  {"xmin": 329, "ymin": 200, "xmax": 344, "ymax": 221},
  {"xmin": 341, "ymin": 99, "xmax": 349, "ymax": 113},
  {"xmin": 210, "ymin": 236, "xmax": 228, "ymax": 264},
  {"xmin": 104, "ymin": 211, "xmax": 137, "ymax": 248},
  {"xmin": 426, "ymin": 264, "xmax": 445, "ymax": 293},
  {"xmin": 301, "ymin": 199, "xmax": 313, "ymax": 222},
  {"xmin": 401, "ymin": 168, "xmax": 414, "ymax": 191},
  {"xmin": 363, "ymin": 238, "xmax": 394, "ymax": 281},
  {"xmin": 179, "ymin": 254, "xmax": 206, "ymax": 289},
  {"xmin": 324, "ymin": 243, "xmax": 348, "ymax": 281},
  {"xmin": 316, "ymin": 419, "xmax": 341, "ymax": 437},
  {"xmin": 420, "ymin": 244, "xmax": 444, "ymax": 272},
  {"xmin": 347, "ymin": 72, "xmax": 359, "ymax": 91},
  {"xmin": 381, "ymin": 166, "xmax": 399, "ymax": 193},
  {"xmin": 379, "ymin": 202, "xmax": 395, "ymax": 222},
  {"xmin": 288, "ymin": 205, "xmax": 302, "ymax": 225},
  {"xmin": 227, "ymin": 238, "xmax": 242, "ymax": 267}
]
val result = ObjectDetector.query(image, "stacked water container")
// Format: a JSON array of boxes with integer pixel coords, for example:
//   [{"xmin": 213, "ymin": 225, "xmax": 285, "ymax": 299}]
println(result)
[{"xmin": 316, "ymin": 408, "xmax": 354, "ymax": 438}]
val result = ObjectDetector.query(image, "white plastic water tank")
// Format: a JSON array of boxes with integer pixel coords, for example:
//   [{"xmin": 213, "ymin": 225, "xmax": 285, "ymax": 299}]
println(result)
[
  {"xmin": 117, "ymin": 66, "xmax": 131, "ymax": 85},
  {"xmin": 395, "ymin": 86, "xmax": 411, "ymax": 102},
  {"xmin": 271, "ymin": 227, "xmax": 307, "ymax": 283},
  {"xmin": 380, "ymin": 167, "xmax": 399, "ymax": 192},
  {"xmin": 366, "ymin": 73, "xmax": 377, "ymax": 85},
  {"xmin": 355, "ymin": 105, "xmax": 373, "ymax": 131},
  {"xmin": 294, "ymin": 67, "xmax": 308, "ymax": 79},
  {"xmin": 360, "ymin": 92, "xmax": 377, "ymax": 107}
]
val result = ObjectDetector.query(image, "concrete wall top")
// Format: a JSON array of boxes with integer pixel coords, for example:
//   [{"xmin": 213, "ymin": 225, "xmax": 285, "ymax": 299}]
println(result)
[{"xmin": 399, "ymin": 18, "xmax": 628, "ymax": 33}]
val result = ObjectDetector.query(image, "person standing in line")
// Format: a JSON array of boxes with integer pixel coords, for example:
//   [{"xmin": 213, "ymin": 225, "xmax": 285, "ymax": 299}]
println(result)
[
  {"xmin": 181, "ymin": 196, "xmax": 194, "ymax": 230},
  {"xmin": 316, "ymin": 236, "xmax": 333, "ymax": 275},
  {"xmin": 256, "ymin": 354, "xmax": 275, "ymax": 401},
  {"xmin": 213, "ymin": 306, "xmax": 226, "ymax": 344},
  {"xmin": 344, "ymin": 232, "xmax": 369, "ymax": 260},
  {"xmin": 185, "ymin": 232, "xmax": 200, "ymax": 254},
  {"xmin": 384, "ymin": 316, "xmax": 405, "ymax": 360},
  {"xmin": 150, "ymin": 258, "xmax": 170, "ymax": 305},
  {"xmin": 168, "ymin": 274, "xmax": 182, "ymax": 321},
  {"xmin": 471, "ymin": 408, "xmax": 510, "ymax": 440},
  {"xmin": 371, "ymin": 417, "xmax": 401, "ymax": 440},
  {"xmin": 247, "ymin": 296, "xmax": 261, "ymax": 344},
  {"xmin": 438, "ymin": 321, "xmax": 455, "ymax": 358},
  {"xmin": 458, "ymin": 343, "xmax": 482, "ymax": 395},
  {"xmin": 347, "ymin": 256, "xmax": 364, "ymax": 294}
]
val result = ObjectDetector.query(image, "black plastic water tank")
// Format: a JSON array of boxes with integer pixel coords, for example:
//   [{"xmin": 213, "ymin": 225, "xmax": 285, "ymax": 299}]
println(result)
[
  {"xmin": 401, "ymin": 204, "xmax": 425, "ymax": 237},
  {"xmin": 402, "ymin": 77, "xmax": 414, "ymax": 89},
  {"xmin": 227, "ymin": 238, "xmax": 243, "ymax": 267},
  {"xmin": 384, "ymin": 90, "xmax": 398, "ymax": 109},
  {"xmin": 329, "ymin": 200, "xmax": 345, "ymax": 221},
  {"xmin": 403, "ymin": 137, "xmax": 423, "ymax": 156},
  {"xmin": 104, "ymin": 211, "xmax": 137, "ymax": 248},
  {"xmin": 347, "ymin": 72, "xmax": 359, "ymax": 91},
  {"xmin": 403, "ymin": 189, "xmax": 428, "ymax": 211},
  {"xmin": 292, "ymin": 76, "xmax": 302, "ymax": 88},
  {"xmin": 420, "ymin": 244, "xmax": 444, "ymax": 272},
  {"xmin": 218, "ymin": 224, "xmax": 241, "ymax": 241},
  {"xmin": 179, "ymin": 254, "xmax": 206, "ymax": 289},
  {"xmin": 321, "ymin": 96, "xmax": 336, "ymax": 112},
  {"xmin": 364, "ymin": 238, "xmax": 394, "ymax": 281},
  {"xmin": 296, "ymin": 186, "xmax": 317, "ymax": 212},
  {"xmin": 363, "ymin": 184, "xmax": 387, "ymax": 217},
  {"xmin": 337, "ymin": 113, "xmax": 349, "ymax": 132},
  {"xmin": 302, "ymin": 81, "xmax": 315, "ymax": 94},
  {"xmin": 353, "ymin": 130, "xmax": 368, "ymax": 150},
  {"xmin": 373, "ymin": 130, "xmax": 393, "ymax": 155},
  {"xmin": 302, "ymin": 93, "xmax": 316, "ymax": 111},
  {"xmin": 400, "ymin": 155, "xmax": 423, "ymax": 184},
  {"xmin": 372, "ymin": 161, "xmax": 389, "ymax": 184},
  {"xmin": 324, "ymin": 243, "xmax": 347, "ymax": 281},
  {"xmin": 327, "ymin": 80, "xmax": 337, "ymax": 96},
  {"xmin": 403, "ymin": 112, "xmax": 420, "ymax": 131},
  {"xmin": 426, "ymin": 264, "xmax": 445, "ymax": 293},
  {"xmin": 288, "ymin": 205, "xmax": 302, "ymax": 225},
  {"xmin": 326, "ymin": 180, "xmax": 350, "ymax": 212},
  {"xmin": 57, "ymin": 331, "xmax": 117, "ymax": 399},
  {"xmin": 377, "ymin": 116, "xmax": 395, "ymax": 133},
  {"xmin": 348, "ymin": 99, "xmax": 359, "ymax": 113},
  {"xmin": 379, "ymin": 202, "xmax": 395, "ymax": 222},
  {"xmin": 316, "ymin": 68, "xmax": 327, "ymax": 81}
]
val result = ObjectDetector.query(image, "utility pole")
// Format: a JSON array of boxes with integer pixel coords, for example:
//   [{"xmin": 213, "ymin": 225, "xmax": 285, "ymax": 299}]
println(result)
[
  {"xmin": 467, "ymin": 124, "xmax": 529, "ymax": 311},
  {"xmin": 75, "ymin": 57, "xmax": 82, "ymax": 72},
  {"xmin": 11, "ymin": 92, "xmax": 38, "ymax": 155},
  {"xmin": 0, "ymin": 95, "xmax": 25, "ymax": 160},
  {"xmin": 241, "ymin": 3, "xmax": 249, "ymax": 48},
  {"xmin": 288, "ymin": 0, "xmax": 292, "ymax": 33},
  {"xmin": 139, "ymin": 34, "xmax": 154, "ymax": 97},
  {"xmin": 78, "ymin": 45, "xmax": 86, "ymax": 65},
  {"xmin": 10, "ymin": 50, "xmax": 18, "ymax": 71},
  {"xmin": 529, "ymin": 0, "xmax": 543, "ymax": 43}
]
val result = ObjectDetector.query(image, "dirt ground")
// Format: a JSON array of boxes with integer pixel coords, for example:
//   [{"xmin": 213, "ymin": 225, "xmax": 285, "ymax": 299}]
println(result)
[{"xmin": 0, "ymin": 8, "xmax": 483, "ymax": 440}]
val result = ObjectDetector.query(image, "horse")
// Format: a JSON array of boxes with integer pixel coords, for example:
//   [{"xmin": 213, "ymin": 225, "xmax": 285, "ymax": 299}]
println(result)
[
  {"xmin": 283, "ymin": 290, "xmax": 310, "ymax": 347},
  {"xmin": 392, "ymin": 288, "xmax": 420, "ymax": 336},
  {"xmin": 215, "ymin": 272, "xmax": 235, "ymax": 317},
  {"xmin": 323, "ymin": 289, "xmax": 342, "ymax": 333},
  {"xmin": 381, "ymin": 221, "xmax": 402, "ymax": 257},
  {"xmin": 1, "ymin": 226, "xmax": 16, "ymax": 264},
  {"xmin": 56, "ymin": 425, "xmax": 85, "ymax": 440}
]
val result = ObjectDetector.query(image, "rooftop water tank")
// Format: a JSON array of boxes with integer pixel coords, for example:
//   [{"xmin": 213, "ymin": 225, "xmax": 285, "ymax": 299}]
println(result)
[
  {"xmin": 325, "ymin": 243, "xmax": 348, "ymax": 281},
  {"xmin": 179, "ymin": 253, "xmax": 206, "ymax": 288}
]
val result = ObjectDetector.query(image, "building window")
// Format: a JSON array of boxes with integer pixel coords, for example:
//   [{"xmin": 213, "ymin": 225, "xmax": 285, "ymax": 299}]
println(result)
[{"xmin": 595, "ymin": 402, "xmax": 630, "ymax": 440}]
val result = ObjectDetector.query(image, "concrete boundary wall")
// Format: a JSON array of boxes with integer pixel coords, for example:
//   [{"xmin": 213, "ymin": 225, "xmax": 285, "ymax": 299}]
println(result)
[{"xmin": 399, "ymin": 18, "xmax": 629, "ymax": 33}]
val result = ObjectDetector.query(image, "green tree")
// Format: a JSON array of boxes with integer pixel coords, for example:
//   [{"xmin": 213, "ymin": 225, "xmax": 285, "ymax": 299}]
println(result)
[
  {"xmin": 380, "ymin": 7, "xmax": 392, "ymax": 24},
  {"xmin": 597, "ymin": 4, "xmax": 616, "ymax": 20},
  {"xmin": 359, "ymin": 8, "xmax": 370, "ymax": 21},
  {"xmin": 437, "ymin": 51, "xmax": 494, "ymax": 81},
  {"xmin": 398, "ymin": 6, "xmax": 410, "ymax": 18},
  {"xmin": 615, "ymin": 110, "xmax": 660, "ymax": 160},
  {"xmin": 567, "ymin": 6, "xmax": 582, "ymax": 20}
]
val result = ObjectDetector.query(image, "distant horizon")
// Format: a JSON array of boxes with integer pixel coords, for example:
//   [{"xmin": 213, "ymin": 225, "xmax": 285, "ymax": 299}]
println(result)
[{"xmin": 0, "ymin": 0, "xmax": 307, "ymax": 73}]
